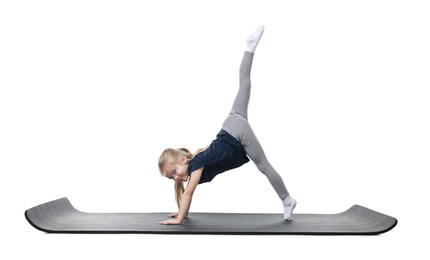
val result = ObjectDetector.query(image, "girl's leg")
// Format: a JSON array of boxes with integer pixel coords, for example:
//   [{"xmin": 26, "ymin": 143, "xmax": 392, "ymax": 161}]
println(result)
[
  {"xmin": 240, "ymin": 120, "xmax": 297, "ymax": 221},
  {"xmin": 223, "ymin": 114, "xmax": 296, "ymax": 220},
  {"xmin": 240, "ymin": 119, "xmax": 290, "ymax": 199},
  {"xmin": 222, "ymin": 26, "xmax": 296, "ymax": 220},
  {"xmin": 230, "ymin": 25, "xmax": 265, "ymax": 119},
  {"xmin": 230, "ymin": 51, "xmax": 254, "ymax": 119}
]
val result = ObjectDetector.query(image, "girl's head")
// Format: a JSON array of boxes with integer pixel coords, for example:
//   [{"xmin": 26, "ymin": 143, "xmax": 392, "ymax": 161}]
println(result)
[
  {"xmin": 158, "ymin": 148, "xmax": 193, "ymax": 208},
  {"xmin": 158, "ymin": 147, "xmax": 206, "ymax": 208},
  {"xmin": 158, "ymin": 148, "xmax": 192, "ymax": 183}
]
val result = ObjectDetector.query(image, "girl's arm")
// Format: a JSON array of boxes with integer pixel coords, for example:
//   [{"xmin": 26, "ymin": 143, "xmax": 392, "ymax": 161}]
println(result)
[{"xmin": 158, "ymin": 167, "xmax": 203, "ymax": 225}]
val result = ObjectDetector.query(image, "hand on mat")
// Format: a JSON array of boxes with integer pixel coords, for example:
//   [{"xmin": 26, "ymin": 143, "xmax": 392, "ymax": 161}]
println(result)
[{"xmin": 158, "ymin": 218, "xmax": 182, "ymax": 225}]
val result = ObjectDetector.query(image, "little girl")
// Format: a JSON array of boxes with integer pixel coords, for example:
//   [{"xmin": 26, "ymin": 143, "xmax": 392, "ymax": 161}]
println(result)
[{"xmin": 158, "ymin": 25, "xmax": 297, "ymax": 225}]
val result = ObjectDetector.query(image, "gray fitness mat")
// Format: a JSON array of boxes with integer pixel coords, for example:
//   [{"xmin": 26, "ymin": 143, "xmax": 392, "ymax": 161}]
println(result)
[{"xmin": 25, "ymin": 197, "xmax": 397, "ymax": 235}]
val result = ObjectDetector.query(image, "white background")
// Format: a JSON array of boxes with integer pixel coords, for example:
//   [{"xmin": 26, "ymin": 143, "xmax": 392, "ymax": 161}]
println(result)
[{"xmin": 1, "ymin": 0, "xmax": 429, "ymax": 259}]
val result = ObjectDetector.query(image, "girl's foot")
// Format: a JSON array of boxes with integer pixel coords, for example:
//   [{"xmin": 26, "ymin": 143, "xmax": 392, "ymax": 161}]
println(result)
[
  {"xmin": 246, "ymin": 25, "xmax": 265, "ymax": 53},
  {"xmin": 282, "ymin": 196, "xmax": 297, "ymax": 221}
]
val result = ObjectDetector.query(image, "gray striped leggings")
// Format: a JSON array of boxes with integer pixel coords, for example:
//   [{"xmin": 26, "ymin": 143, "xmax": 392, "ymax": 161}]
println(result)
[{"xmin": 222, "ymin": 51, "xmax": 289, "ymax": 199}]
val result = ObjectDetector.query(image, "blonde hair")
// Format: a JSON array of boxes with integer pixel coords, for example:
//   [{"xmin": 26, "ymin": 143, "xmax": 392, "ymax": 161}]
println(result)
[{"xmin": 158, "ymin": 147, "xmax": 206, "ymax": 208}]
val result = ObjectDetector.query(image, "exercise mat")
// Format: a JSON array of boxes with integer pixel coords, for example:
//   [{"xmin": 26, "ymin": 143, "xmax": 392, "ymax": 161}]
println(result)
[{"xmin": 25, "ymin": 197, "xmax": 397, "ymax": 235}]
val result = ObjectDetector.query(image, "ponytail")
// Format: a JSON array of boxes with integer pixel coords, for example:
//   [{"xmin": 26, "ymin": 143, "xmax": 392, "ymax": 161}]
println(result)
[
  {"xmin": 158, "ymin": 147, "xmax": 206, "ymax": 209},
  {"xmin": 174, "ymin": 181, "xmax": 185, "ymax": 208}
]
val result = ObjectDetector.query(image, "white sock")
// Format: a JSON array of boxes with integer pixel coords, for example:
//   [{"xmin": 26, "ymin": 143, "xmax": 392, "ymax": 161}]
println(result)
[
  {"xmin": 245, "ymin": 25, "xmax": 265, "ymax": 53},
  {"xmin": 282, "ymin": 195, "xmax": 297, "ymax": 221}
]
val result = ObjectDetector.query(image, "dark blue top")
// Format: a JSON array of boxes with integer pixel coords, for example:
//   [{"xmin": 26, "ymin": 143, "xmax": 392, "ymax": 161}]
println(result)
[{"xmin": 187, "ymin": 129, "xmax": 250, "ymax": 184}]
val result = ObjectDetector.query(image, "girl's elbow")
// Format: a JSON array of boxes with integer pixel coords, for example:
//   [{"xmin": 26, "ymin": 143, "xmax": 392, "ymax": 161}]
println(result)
[{"xmin": 183, "ymin": 190, "xmax": 194, "ymax": 197}]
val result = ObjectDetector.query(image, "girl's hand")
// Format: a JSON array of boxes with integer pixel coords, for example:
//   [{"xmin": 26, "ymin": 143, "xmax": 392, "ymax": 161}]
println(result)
[{"xmin": 158, "ymin": 218, "xmax": 183, "ymax": 225}]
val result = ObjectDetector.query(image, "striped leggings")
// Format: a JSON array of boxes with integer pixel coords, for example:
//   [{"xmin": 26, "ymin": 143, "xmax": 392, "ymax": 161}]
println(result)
[{"xmin": 222, "ymin": 51, "xmax": 289, "ymax": 199}]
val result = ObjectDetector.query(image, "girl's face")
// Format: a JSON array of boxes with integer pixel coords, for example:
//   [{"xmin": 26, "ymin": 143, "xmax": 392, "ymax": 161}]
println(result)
[{"xmin": 163, "ymin": 156, "xmax": 189, "ymax": 183}]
